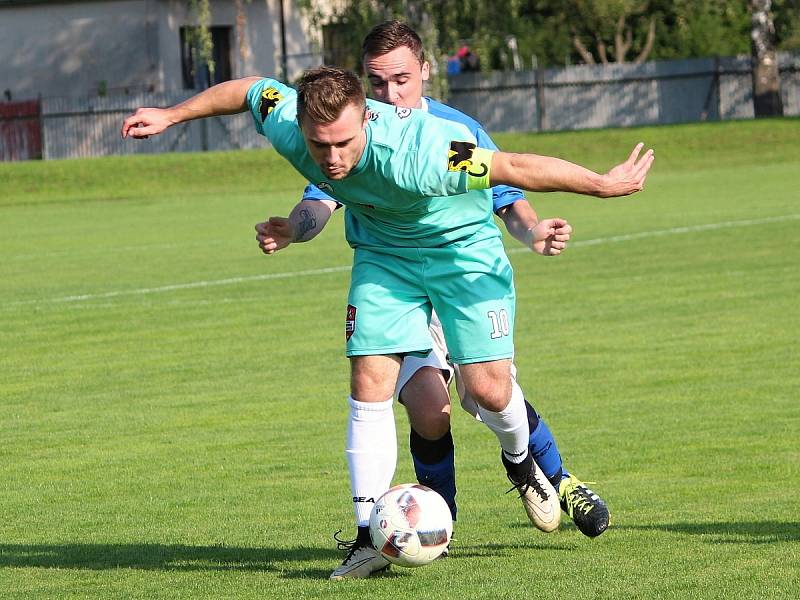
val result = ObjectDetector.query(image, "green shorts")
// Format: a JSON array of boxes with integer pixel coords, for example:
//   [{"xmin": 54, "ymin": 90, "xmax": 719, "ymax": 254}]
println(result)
[{"xmin": 346, "ymin": 237, "xmax": 515, "ymax": 364}]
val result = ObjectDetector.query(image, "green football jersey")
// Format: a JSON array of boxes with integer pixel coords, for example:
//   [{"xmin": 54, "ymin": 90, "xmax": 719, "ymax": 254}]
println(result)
[{"xmin": 246, "ymin": 78, "xmax": 502, "ymax": 249}]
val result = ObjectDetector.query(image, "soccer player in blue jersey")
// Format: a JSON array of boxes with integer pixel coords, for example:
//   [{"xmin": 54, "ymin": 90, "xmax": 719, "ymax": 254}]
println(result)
[
  {"xmin": 122, "ymin": 58, "xmax": 652, "ymax": 580},
  {"xmin": 258, "ymin": 19, "xmax": 612, "ymax": 559}
]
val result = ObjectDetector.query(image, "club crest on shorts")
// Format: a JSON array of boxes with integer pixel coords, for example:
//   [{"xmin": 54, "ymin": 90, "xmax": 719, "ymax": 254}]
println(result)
[{"xmin": 345, "ymin": 304, "xmax": 357, "ymax": 341}]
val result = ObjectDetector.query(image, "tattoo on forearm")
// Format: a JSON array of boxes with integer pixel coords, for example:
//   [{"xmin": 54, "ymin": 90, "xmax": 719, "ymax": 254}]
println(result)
[{"xmin": 295, "ymin": 208, "xmax": 317, "ymax": 241}]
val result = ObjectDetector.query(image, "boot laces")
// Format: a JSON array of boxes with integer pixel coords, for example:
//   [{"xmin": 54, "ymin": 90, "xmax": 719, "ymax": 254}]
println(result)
[
  {"xmin": 333, "ymin": 529, "xmax": 369, "ymax": 563},
  {"xmin": 506, "ymin": 471, "xmax": 549, "ymax": 502},
  {"xmin": 562, "ymin": 480, "xmax": 597, "ymax": 516}
]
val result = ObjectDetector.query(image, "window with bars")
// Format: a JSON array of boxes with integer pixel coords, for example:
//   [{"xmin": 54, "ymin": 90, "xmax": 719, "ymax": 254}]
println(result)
[{"xmin": 180, "ymin": 26, "xmax": 233, "ymax": 90}]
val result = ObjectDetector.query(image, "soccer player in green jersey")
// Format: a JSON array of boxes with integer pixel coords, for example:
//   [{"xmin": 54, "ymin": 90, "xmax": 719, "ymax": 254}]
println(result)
[
  {"xmin": 122, "ymin": 65, "xmax": 652, "ymax": 579},
  {"xmin": 255, "ymin": 20, "xmax": 620, "ymax": 579}
]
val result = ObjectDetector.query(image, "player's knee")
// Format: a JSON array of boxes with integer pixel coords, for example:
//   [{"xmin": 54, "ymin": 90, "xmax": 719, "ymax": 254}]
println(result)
[
  {"xmin": 350, "ymin": 356, "xmax": 400, "ymax": 400},
  {"xmin": 459, "ymin": 360, "xmax": 512, "ymax": 412},
  {"xmin": 412, "ymin": 411, "xmax": 451, "ymax": 440},
  {"xmin": 351, "ymin": 377, "xmax": 395, "ymax": 401},
  {"xmin": 404, "ymin": 393, "xmax": 452, "ymax": 439},
  {"xmin": 466, "ymin": 379, "xmax": 511, "ymax": 412},
  {"xmin": 473, "ymin": 393, "xmax": 508, "ymax": 412}
]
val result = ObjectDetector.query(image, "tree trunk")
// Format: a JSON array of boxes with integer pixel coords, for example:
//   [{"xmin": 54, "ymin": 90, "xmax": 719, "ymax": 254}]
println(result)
[
  {"xmin": 235, "ymin": 0, "xmax": 250, "ymax": 64},
  {"xmin": 573, "ymin": 35, "xmax": 596, "ymax": 65},
  {"xmin": 597, "ymin": 37, "xmax": 609, "ymax": 64},
  {"xmin": 633, "ymin": 17, "xmax": 656, "ymax": 64},
  {"xmin": 750, "ymin": 0, "xmax": 784, "ymax": 117},
  {"xmin": 614, "ymin": 16, "xmax": 631, "ymax": 62}
]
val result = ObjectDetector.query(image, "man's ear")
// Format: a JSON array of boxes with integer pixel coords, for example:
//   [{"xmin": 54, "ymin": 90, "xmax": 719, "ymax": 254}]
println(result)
[{"xmin": 421, "ymin": 61, "xmax": 431, "ymax": 81}]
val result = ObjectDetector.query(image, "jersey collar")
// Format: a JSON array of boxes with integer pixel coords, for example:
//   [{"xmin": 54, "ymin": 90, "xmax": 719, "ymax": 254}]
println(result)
[{"xmin": 349, "ymin": 122, "xmax": 372, "ymax": 177}]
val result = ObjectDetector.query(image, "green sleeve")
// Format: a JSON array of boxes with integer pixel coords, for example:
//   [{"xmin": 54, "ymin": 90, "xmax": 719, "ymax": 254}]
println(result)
[
  {"xmin": 246, "ymin": 78, "xmax": 296, "ymax": 138},
  {"xmin": 407, "ymin": 115, "xmax": 495, "ymax": 197}
]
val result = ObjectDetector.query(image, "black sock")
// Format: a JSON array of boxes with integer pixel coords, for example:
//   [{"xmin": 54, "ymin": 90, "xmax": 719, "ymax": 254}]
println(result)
[
  {"xmin": 503, "ymin": 450, "xmax": 532, "ymax": 483},
  {"xmin": 410, "ymin": 427, "xmax": 454, "ymax": 465},
  {"xmin": 357, "ymin": 525, "xmax": 371, "ymax": 544}
]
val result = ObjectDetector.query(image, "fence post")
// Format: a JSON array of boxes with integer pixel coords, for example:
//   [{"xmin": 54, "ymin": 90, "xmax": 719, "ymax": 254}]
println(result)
[
  {"xmin": 715, "ymin": 56, "xmax": 722, "ymax": 120},
  {"xmin": 39, "ymin": 95, "xmax": 46, "ymax": 160},
  {"xmin": 201, "ymin": 117, "xmax": 209, "ymax": 152},
  {"xmin": 702, "ymin": 56, "xmax": 721, "ymax": 121},
  {"xmin": 536, "ymin": 67, "xmax": 545, "ymax": 131}
]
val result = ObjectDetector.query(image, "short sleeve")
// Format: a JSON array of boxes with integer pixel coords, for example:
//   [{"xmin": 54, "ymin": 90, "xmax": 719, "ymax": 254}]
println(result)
[
  {"xmin": 407, "ymin": 115, "xmax": 495, "ymax": 197},
  {"xmin": 246, "ymin": 78, "xmax": 296, "ymax": 138},
  {"xmin": 303, "ymin": 183, "xmax": 341, "ymax": 206}
]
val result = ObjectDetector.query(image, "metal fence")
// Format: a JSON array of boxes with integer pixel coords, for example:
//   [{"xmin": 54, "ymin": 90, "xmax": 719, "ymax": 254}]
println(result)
[
  {"xmin": 1, "ymin": 52, "xmax": 799, "ymax": 160},
  {"xmin": 448, "ymin": 53, "xmax": 800, "ymax": 133},
  {"xmin": 38, "ymin": 92, "xmax": 268, "ymax": 160}
]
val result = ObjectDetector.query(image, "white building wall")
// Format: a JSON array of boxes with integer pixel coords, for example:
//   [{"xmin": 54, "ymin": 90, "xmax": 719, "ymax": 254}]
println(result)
[
  {"xmin": 0, "ymin": 0, "xmax": 319, "ymax": 101},
  {"xmin": 1, "ymin": 0, "xmax": 156, "ymax": 100},
  {"xmin": 156, "ymin": 0, "xmax": 321, "ymax": 89}
]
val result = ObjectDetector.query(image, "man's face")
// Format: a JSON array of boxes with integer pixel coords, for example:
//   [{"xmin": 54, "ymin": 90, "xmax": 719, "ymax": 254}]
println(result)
[
  {"xmin": 364, "ymin": 46, "xmax": 430, "ymax": 109},
  {"xmin": 300, "ymin": 103, "xmax": 368, "ymax": 180}
]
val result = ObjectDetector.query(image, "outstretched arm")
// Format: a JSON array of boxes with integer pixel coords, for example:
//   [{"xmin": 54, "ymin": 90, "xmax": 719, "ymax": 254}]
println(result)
[
  {"xmin": 475, "ymin": 125, "xmax": 572, "ymax": 256},
  {"xmin": 489, "ymin": 143, "xmax": 654, "ymax": 198},
  {"xmin": 121, "ymin": 77, "xmax": 262, "ymax": 138},
  {"xmin": 255, "ymin": 199, "xmax": 337, "ymax": 255}
]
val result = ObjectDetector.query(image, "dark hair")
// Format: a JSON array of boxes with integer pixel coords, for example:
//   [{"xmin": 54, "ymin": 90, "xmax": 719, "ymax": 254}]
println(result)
[
  {"xmin": 297, "ymin": 66, "xmax": 366, "ymax": 125},
  {"xmin": 361, "ymin": 20, "xmax": 425, "ymax": 64}
]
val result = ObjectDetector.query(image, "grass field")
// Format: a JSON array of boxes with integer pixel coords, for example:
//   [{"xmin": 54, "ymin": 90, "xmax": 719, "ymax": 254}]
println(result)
[{"xmin": 1, "ymin": 118, "xmax": 799, "ymax": 599}]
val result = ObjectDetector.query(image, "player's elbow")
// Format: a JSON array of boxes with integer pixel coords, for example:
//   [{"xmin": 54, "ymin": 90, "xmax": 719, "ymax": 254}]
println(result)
[{"xmin": 490, "ymin": 152, "xmax": 529, "ymax": 190}]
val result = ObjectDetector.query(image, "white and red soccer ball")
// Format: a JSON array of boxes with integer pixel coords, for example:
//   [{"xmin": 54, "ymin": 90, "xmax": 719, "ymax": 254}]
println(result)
[{"xmin": 369, "ymin": 483, "xmax": 453, "ymax": 567}]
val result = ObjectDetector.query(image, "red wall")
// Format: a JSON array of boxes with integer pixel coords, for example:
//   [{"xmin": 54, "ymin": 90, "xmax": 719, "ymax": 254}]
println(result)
[{"xmin": 0, "ymin": 100, "xmax": 42, "ymax": 161}]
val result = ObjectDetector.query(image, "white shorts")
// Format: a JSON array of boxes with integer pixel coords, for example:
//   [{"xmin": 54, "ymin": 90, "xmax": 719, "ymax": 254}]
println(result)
[
  {"xmin": 394, "ymin": 312, "xmax": 519, "ymax": 418},
  {"xmin": 395, "ymin": 312, "xmax": 454, "ymax": 399}
]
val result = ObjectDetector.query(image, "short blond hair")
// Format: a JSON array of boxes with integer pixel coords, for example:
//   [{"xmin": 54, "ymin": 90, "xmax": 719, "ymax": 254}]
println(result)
[{"xmin": 297, "ymin": 66, "xmax": 366, "ymax": 125}]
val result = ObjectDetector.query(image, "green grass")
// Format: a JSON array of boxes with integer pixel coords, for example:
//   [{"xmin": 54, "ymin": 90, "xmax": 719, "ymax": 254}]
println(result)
[{"xmin": 1, "ymin": 118, "xmax": 799, "ymax": 599}]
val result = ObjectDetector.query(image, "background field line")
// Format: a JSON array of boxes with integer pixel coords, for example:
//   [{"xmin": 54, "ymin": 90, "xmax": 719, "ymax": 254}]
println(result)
[
  {"xmin": 3, "ymin": 266, "xmax": 351, "ymax": 308},
  {"xmin": 507, "ymin": 213, "xmax": 800, "ymax": 253},
  {"xmin": 6, "ymin": 213, "xmax": 799, "ymax": 308}
]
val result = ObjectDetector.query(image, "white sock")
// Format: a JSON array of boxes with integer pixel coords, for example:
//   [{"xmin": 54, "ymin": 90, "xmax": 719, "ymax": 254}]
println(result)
[
  {"xmin": 345, "ymin": 396, "xmax": 397, "ymax": 527},
  {"xmin": 477, "ymin": 382, "xmax": 529, "ymax": 463}
]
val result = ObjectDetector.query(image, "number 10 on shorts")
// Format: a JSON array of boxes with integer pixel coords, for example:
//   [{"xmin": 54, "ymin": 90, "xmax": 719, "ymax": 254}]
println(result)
[{"xmin": 487, "ymin": 309, "xmax": 510, "ymax": 339}]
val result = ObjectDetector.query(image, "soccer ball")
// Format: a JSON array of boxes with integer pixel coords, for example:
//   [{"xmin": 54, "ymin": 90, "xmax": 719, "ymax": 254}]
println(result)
[{"xmin": 369, "ymin": 483, "xmax": 453, "ymax": 568}]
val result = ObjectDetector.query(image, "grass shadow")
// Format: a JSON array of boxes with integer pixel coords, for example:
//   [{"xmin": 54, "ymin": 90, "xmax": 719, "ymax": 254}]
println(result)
[
  {"xmin": 0, "ymin": 541, "xmax": 566, "ymax": 580},
  {"xmin": 0, "ymin": 542, "xmax": 337, "ymax": 577},
  {"xmin": 619, "ymin": 521, "xmax": 800, "ymax": 544}
]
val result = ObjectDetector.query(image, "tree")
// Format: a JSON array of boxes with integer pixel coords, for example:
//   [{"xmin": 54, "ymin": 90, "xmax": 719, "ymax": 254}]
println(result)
[
  {"xmin": 566, "ymin": 1, "xmax": 656, "ymax": 64},
  {"xmin": 749, "ymin": 0, "xmax": 784, "ymax": 116},
  {"xmin": 650, "ymin": 0, "xmax": 750, "ymax": 60},
  {"xmin": 184, "ymin": 0, "xmax": 253, "ymax": 83},
  {"xmin": 297, "ymin": 0, "xmax": 798, "ymax": 76},
  {"xmin": 772, "ymin": 0, "xmax": 800, "ymax": 50},
  {"xmin": 298, "ymin": 0, "xmax": 448, "ymax": 95},
  {"xmin": 187, "ymin": 0, "xmax": 215, "ymax": 76},
  {"xmin": 235, "ymin": 0, "xmax": 251, "ymax": 66}
]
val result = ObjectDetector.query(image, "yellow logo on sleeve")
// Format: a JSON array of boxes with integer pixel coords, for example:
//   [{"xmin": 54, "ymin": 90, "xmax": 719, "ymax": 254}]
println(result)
[
  {"xmin": 448, "ymin": 141, "xmax": 488, "ymax": 177},
  {"xmin": 259, "ymin": 87, "xmax": 283, "ymax": 120}
]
